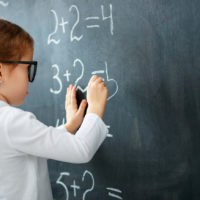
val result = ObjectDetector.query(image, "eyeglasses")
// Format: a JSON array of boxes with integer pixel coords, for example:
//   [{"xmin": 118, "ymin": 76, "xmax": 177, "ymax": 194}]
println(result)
[{"xmin": 0, "ymin": 61, "xmax": 38, "ymax": 82}]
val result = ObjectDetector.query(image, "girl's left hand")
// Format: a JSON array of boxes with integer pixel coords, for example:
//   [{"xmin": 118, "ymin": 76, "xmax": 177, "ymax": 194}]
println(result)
[{"xmin": 65, "ymin": 84, "xmax": 87, "ymax": 134}]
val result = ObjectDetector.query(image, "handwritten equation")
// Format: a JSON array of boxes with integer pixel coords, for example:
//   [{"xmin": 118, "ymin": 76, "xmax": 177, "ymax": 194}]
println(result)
[
  {"xmin": 56, "ymin": 170, "xmax": 123, "ymax": 200},
  {"xmin": 49, "ymin": 58, "xmax": 118, "ymax": 101},
  {"xmin": 48, "ymin": 4, "xmax": 113, "ymax": 44},
  {"xmin": 48, "ymin": 3, "xmax": 118, "ymax": 142}
]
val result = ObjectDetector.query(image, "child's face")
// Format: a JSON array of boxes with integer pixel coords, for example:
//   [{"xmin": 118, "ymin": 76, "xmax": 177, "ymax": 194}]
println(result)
[{"xmin": 0, "ymin": 48, "xmax": 33, "ymax": 106}]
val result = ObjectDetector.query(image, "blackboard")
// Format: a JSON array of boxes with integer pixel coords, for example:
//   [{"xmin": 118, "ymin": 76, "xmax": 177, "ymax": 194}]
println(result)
[{"xmin": 1, "ymin": 0, "xmax": 200, "ymax": 199}]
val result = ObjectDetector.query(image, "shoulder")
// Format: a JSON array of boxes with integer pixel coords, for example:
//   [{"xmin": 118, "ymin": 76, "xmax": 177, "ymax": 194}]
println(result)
[
  {"xmin": 1, "ymin": 105, "xmax": 37, "ymax": 125},
  {"xmin": 0, "ymin": 106, "xmax": 38, "ymax": 144}
]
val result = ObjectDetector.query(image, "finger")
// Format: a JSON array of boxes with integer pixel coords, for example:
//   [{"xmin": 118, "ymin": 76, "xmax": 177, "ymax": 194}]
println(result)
[
  {"xmin": 100, "ymin": 81, "xmax": 106, "ymax": 87},
  {"xmin": 67, "ymin": 84, "xmax": 72, "ymax": 105},
  {"xmin": 78, "ymin": 99, "xmax": 87, "ymax": 115},
  {"xmin": 95, "ymin": 77, "xmax": 104, "ymax": 84},
  {"xmin": 88, "ymin": 75, "xmax": 98, "ymax": 86},
  {"xmin": 71, "ymin": 85, "xmax": 77, "ymax": 109}
]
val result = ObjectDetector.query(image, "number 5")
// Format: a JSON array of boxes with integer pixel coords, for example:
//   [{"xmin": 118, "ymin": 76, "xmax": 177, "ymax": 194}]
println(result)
[{"xmin": 56, "ymin": 172, "xmax": 70, "ymax": 200}]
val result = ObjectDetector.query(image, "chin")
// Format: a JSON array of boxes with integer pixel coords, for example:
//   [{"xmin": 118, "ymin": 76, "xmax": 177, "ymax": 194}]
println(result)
[{"xmin": 13, "ymin": 100, "xmax": 24, "ymax": 106}]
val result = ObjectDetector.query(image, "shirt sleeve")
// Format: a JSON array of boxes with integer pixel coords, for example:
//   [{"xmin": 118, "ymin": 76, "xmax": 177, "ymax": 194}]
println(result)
[
  {"xmin": 55, "ymin": 124, "xmax": 69, "ymax": 132},
  {"xmin": 6, "ymin": 108, "xmax": 108, "ymax": 163}
]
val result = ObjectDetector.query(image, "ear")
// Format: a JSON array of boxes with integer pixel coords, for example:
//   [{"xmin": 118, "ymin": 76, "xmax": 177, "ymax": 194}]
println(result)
[{"xmin": 0, "ymin": 63, "xmax": 3, "ymax": 80}]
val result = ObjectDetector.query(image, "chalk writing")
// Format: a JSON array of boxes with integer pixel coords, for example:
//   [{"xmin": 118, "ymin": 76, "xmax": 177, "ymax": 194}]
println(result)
[
  {"xmin": 50, "ymin": 59, "xmax": 118, "ymax": 101},
  {"xmin": 56, "ymin": 170, "xmax": 123, "ymax": 200},
  {"xmin": 48, "ymin": 4, "xmax": 114, "ymax": 44}
]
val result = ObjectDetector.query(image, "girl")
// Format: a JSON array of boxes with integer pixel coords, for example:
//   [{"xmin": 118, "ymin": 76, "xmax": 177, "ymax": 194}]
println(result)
[{"xmin": 0, "ymin": 19, "xmax": 108, "ymax": 200}]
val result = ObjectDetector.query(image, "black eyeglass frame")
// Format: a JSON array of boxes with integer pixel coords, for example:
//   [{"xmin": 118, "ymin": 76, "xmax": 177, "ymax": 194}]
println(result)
[{"xmin": 0, "ymin": 61, "xmax": 38, "ymax": 82}]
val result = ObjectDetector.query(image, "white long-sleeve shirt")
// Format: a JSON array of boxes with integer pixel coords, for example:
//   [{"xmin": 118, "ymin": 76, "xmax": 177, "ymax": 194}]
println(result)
[{"xmin": 0, "ymin": 100, "xmax": 108, "ymax": 200}]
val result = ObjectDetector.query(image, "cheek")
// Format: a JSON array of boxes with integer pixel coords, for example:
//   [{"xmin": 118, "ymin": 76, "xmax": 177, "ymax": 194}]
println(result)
[
  {"xmin": 24, "ymin": 70, "xmax": 29, "ymax": 86},
  {"xmin": 16, "ymin": 69, "xmax": 29, "ymax": 89}
]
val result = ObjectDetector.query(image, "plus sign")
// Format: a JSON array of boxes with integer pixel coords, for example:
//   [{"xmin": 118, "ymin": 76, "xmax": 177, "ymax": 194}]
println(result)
[
  {"xmin": 70, "ymin": 180, "xmax": 80, "ymax": 197},
  {"xmin": 63, "ymin": 70, "xmax": 71, "ymax": 82},
  {"xmin": 59, "ymin": 17, "xmax": 68, "ymax": 33}
]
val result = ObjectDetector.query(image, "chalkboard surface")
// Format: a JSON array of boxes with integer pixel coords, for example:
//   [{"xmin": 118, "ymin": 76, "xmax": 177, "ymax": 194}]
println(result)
[{"xmin": 1, "ymin": 0, "xmax": 200, "ymax": 199}]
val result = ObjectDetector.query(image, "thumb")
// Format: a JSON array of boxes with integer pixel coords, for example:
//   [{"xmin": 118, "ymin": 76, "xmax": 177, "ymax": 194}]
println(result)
[{"xmin": 78, "ymin": 99, "xmax": 87, "ymax": 115}]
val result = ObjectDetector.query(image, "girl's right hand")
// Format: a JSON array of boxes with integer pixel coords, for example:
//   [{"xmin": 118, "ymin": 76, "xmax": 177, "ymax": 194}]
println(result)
[{"xmin": 86, "ymin": 75, "xmax": 108, "ymax": 119}]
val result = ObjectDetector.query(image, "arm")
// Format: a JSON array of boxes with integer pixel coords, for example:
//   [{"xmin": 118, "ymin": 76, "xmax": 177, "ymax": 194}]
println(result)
[
  {"xmin": 55, "ymin": 123, "xmax": 73, "ymax": 134},
  {"xmin": 6, "ymin": 109, "xmax": 108, "ymax": 163}
]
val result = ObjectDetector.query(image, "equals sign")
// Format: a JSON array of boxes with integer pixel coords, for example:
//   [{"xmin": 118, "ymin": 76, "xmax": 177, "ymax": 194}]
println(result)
[
  {"xmin": 85, "ymin": 16, "xmax": 100, "ymax": 28},
  {"xmin": 106, "ymin": 187, "xmax": 123, "ymax": 199},
  {"xmin": 91, "ymin": 70, "xmax": 105, "ymax": 81}
]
